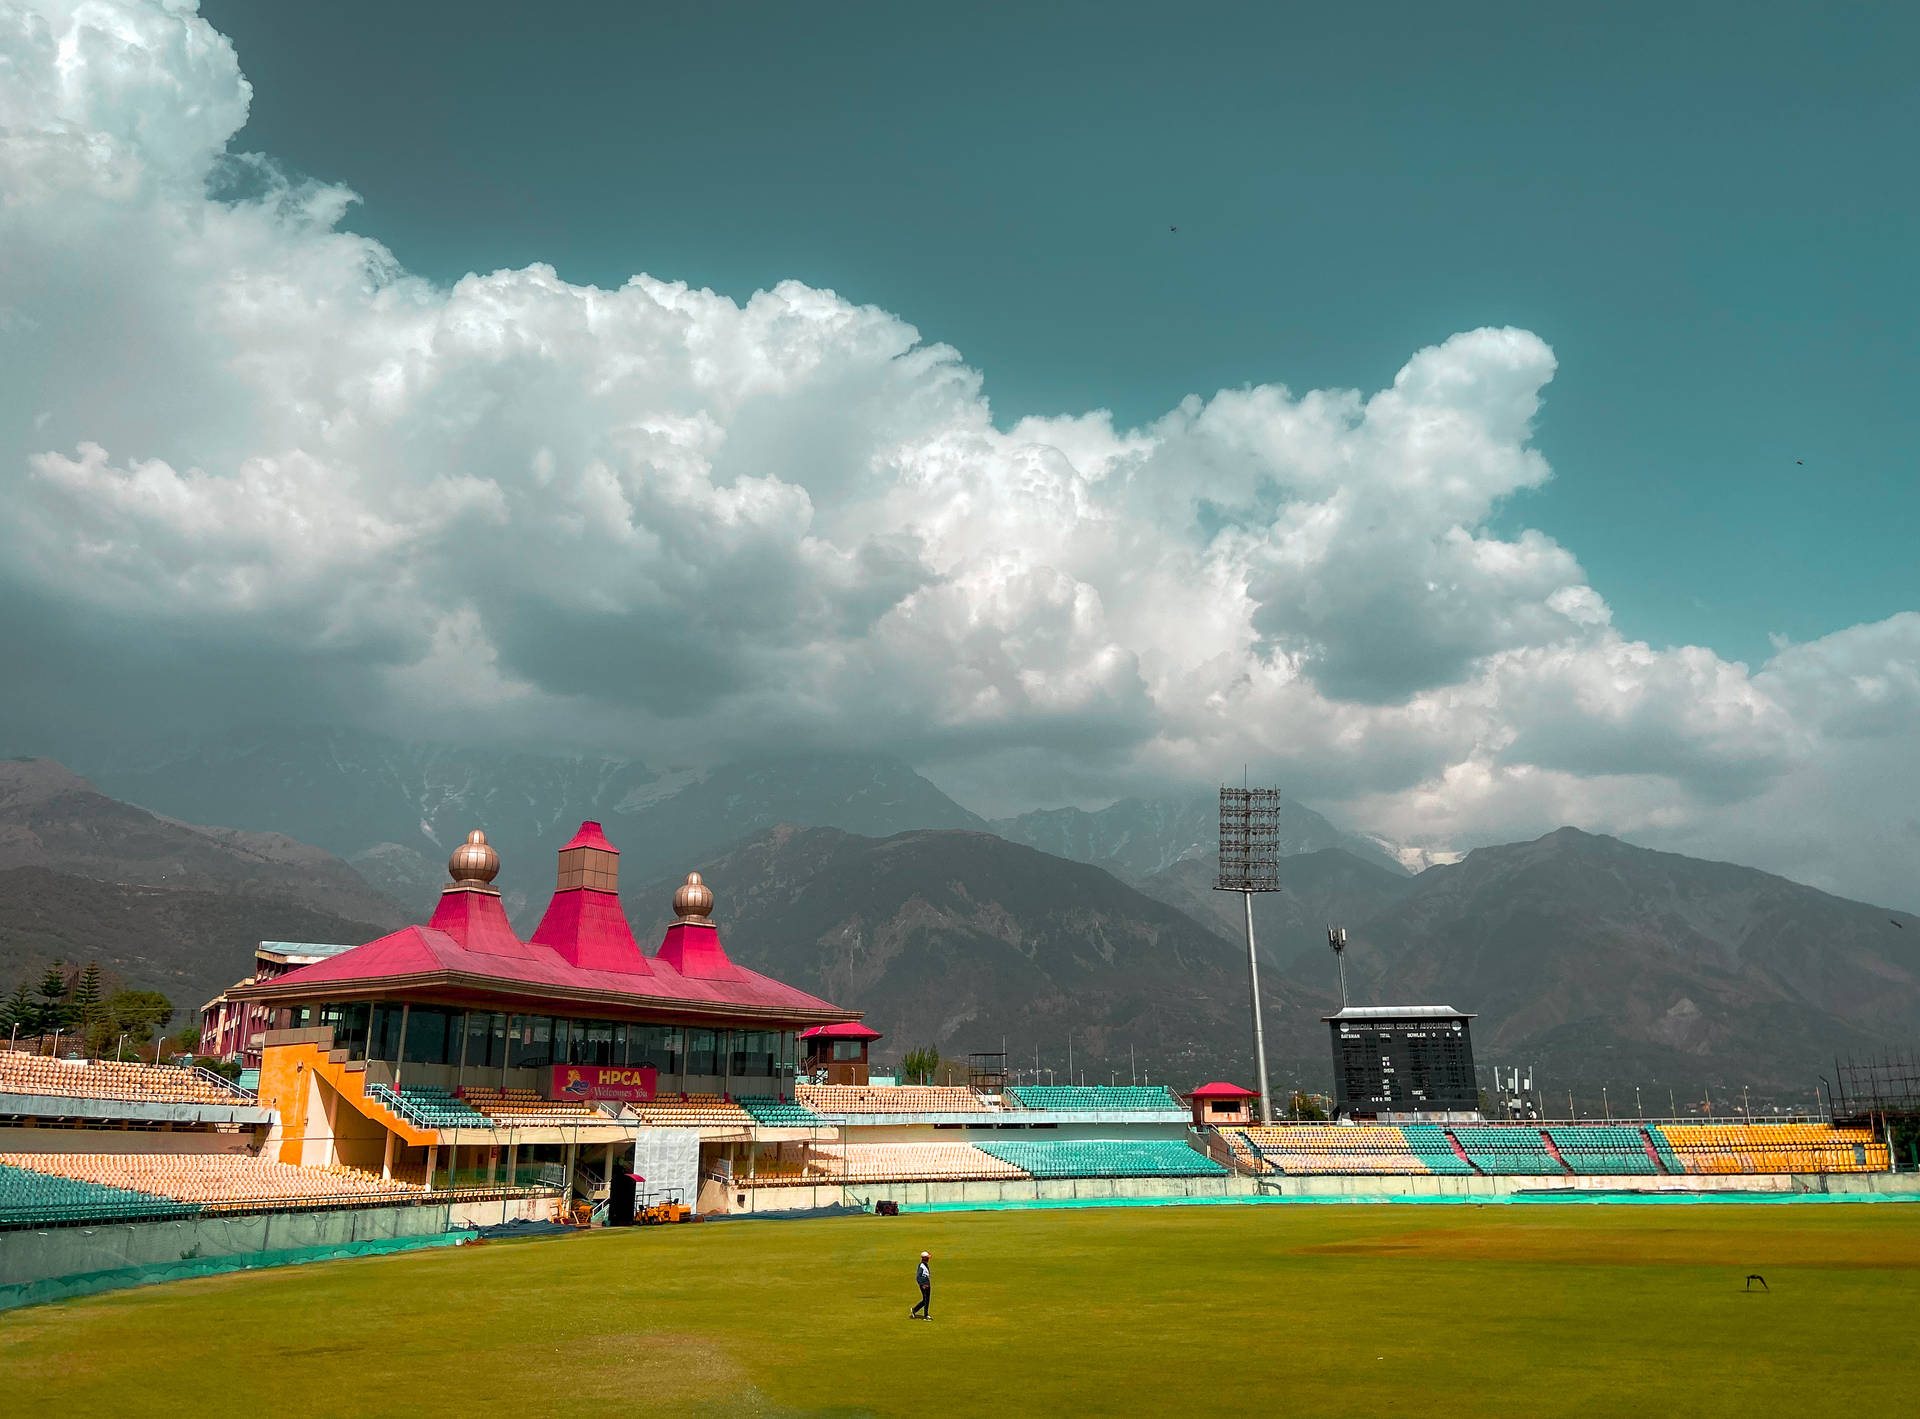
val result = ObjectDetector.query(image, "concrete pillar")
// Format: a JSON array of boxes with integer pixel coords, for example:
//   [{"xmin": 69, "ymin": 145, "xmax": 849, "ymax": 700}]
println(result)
[
  {"xmin": 381, "ymin": 1127, "xmax": 395, "ymax": 1181},
  {"xmin": 486, "ymin": 1145, "xmax": 497, "ymax": 1186},
  {"xmin": 506, "ymin": 1141, "xmax": 518, "ymax": 1189},
  {"xmin": 425, "ymin": 1143, "xmax": 438, "ymax": 1191}
]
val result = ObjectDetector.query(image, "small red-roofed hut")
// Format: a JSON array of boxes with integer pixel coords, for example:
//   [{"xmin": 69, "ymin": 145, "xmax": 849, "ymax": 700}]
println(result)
[
  {"xmin": 1187, "ymin": 1081, "xmax": 1258, "ymax": 1128},
  {"xmin": 799, "ymin": 1020, "xmax": 883, "ymax": 1085}
]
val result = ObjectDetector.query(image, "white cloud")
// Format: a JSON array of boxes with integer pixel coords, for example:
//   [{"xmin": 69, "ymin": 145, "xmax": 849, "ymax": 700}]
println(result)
[{"xmin": 0, "ymin": 0, "xmax": 1915, "ymax": 909}]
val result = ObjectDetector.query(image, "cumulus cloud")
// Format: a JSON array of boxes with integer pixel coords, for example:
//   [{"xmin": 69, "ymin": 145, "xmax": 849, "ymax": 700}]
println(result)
[{"xmin": 0, "ymin": 0, "xmax": 1915, "ymax": 908}]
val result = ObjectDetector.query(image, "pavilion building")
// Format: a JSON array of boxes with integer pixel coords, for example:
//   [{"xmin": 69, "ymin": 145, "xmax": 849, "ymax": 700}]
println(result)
[{"xmin": 230, "ymin": 822, "xmax": 854, "ymax": 1207}]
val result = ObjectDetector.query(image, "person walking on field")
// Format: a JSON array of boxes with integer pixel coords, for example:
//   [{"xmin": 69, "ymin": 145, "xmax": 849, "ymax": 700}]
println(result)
[{"xmin": 910, "ymin": 1250, "xmax": 932, "ymax": 1319}]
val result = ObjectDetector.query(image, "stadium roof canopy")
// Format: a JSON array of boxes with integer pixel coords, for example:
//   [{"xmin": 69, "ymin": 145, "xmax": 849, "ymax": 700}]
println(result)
[{"xmin": 231, "ymin": 822, "xmax": 854, "ymax": 1028}]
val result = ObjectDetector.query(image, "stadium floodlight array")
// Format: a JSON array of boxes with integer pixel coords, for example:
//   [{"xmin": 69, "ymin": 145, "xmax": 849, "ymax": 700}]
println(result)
[{"xmin": 1217, "ymin": 784, "xmax": 1282, "ymax": 1124}]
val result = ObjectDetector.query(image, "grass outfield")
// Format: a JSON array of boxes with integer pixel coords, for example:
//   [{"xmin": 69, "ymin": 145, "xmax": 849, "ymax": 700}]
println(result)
[{"xmin": 4, "ymin": 1203, "xmax": 1919, "ymax": 1416}]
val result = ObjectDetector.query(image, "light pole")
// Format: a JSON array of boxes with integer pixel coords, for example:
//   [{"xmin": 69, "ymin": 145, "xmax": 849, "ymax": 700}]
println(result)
[{"xmin": 1216, "ymin": 783, "xmax": 1282, "ymax": 1125}]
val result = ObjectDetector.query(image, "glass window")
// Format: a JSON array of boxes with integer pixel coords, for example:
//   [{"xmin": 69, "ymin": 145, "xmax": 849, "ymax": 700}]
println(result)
[
  {"xmin": 832, "ymin": 1040, "xmax": 863, "ymax": 1061},
  {"xmin": 629, "ymin": 1026, "xmax": 681, "ymax": 1075},
  {"xmin": 330, "ymin": 1002, "xmax": 370, "ymax": 1060},
  {"xmin": 509, "ymin": 1015, "xmax": 553, "ymax": 1070},
  {"xmin": 687, "ymin": 1028, "xmax": 719, "ymax": 1077},
  {"xmin": 552, "ymin": 1017, "xmax": 572, "ymax": 1064},
  {"xmin": 370, "ymin": 1003, "xmax": 405, "ymax": 1062},
  {"xmin": 582, "ymin": 1020, "xmax": 614, "ymax": 1066},
  {"xmin": 404, "ymin": 1006, "xmax": 454, "ymax": 1065},
  {"xmin": 465, "ymin": 1011, "xmax": 502, "ymax": 1070},
  {"xmin": 611, "ymin": 1023, "xmax": 628, "ymax": 1065},
  {"xmin": 732, "ymin": 1031, "xmax": 775, "ymax": 1077}
]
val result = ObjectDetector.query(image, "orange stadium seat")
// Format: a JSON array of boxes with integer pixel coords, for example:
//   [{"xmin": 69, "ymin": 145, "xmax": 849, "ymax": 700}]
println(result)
[
  {"xmin": 0, "ymin": 1052, "xmax": 251, "ymax": 1107},
  {"xmin": 0, "ymin": 1152, "xmax": 425, "ymax": 1209},
  {"xmin": 794, "ymin": 1085, "xmax": 991, "ymax": 1115}
]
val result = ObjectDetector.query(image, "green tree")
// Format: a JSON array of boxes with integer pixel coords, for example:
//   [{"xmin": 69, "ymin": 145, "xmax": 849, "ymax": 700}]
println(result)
[
  {"xmin": 106, "ymin": 990, "xmax": 174, "ymax": 1048},
  {"xmin": 1287, "ymin": 1090, "xmax": 1328, "ymax": 1121},
  {"xmin": 72, "ymin": 962, "xmax": 106, "ymax": 1054},
  {"xmin": 36, "ymin": 965, "xmax": 70, "ymax": 1042},
  {"xmin": 177, "ymin": 1024, "xmax": 202, "ymax": 1053},
  {"xmin": 1, "ymin": 979, "xmax": 37, "ymax": 1039},
  {"xmin": 901, "ymin": 1045, "xmax": 940, "ymax": 1085}
]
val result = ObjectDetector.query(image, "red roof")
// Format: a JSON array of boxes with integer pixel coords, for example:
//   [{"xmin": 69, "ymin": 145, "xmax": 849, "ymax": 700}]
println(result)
[
  {"xmin": 1188, "ymin": 1081, "xmax": 1258, "ymax": 1098},
  {"xmin": 559, "ymin": 820, "xmax": 617, "ymax": 853},
  {"xmin": 529, "ymin": 883, "xmax": 652, "ymax": 974},
  {"xmin": 233, "ymin": 822, "xmax": 853, "ymax": 1025},
  {"xmin": 798, "ymin": 1021, "xmax": 883, "ymax": 1042}
]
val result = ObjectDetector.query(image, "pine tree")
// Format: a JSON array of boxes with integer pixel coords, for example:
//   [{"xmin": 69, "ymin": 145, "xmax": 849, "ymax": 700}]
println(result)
[
  {"xmin": 72, "ymin": 962, "xmax": 105, "ymax": 1025},
  {"xmin": 1, "ymin": 980, "xmax": 35, "ymax": 1038},
  {"xmin": 36, "ymin": 965, "xmax": 71, "ymax": 1039}
]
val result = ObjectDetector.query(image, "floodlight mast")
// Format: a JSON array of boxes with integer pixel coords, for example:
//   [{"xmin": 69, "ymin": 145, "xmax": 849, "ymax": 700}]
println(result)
[
  {"xmin": 1217, "ymin": 785, "xmax": 1282, "ymax": 1125},
  {"xmin": 1327, "ymin": 925, "xmax": 1349, "ymax": 1008}
]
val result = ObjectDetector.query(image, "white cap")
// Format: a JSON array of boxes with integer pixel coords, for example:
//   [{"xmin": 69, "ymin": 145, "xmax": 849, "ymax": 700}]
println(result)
[{"xmin": 921, "ymin": 1251, "xmax": 930, "ymax": 1258}]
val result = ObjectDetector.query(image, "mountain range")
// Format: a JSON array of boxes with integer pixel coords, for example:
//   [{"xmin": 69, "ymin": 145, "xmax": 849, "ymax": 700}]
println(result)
[
  {"xmin": 8, "ymin": 738, "xmax": 1917, "ymax": 1102},
  {"xmin": 0, "ymin": 758, "xmax": 406, "ymax": 1017}
]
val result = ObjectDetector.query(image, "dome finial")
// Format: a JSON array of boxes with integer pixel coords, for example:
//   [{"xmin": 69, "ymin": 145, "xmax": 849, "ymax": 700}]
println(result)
[
  {"xmin": 673, "ymin": 871, "xmax": 714, "ymax": 923},
  {"xmin": 447, "ymin": 828, "xmax": 501, "ymax": 892}
]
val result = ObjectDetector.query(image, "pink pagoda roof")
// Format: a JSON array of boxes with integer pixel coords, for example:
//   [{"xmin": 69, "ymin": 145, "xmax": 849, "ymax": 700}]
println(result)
[
  {"xmin": 232, "ymin": 821, "xmax": 854, "ymax": 1026},
  {"xmin": 559, "ymin": 820, "xmax": 618, "ymax": 853}
]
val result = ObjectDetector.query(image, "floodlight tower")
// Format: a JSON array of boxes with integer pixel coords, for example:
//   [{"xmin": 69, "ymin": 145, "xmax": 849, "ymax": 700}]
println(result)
[
  {"xmin": 1327, "ymin": 925, "xmax": 1349, "ymax": 1008},
  {"xmin": 1217, "ymin": 783, "xmax": 1282, "ymax": 1125}
]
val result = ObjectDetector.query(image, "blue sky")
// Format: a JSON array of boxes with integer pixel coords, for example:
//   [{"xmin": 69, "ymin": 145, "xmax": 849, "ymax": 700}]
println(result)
[
  {"xmin": 203, "ymin": 0, "xmax": 1918, "ymax": 669},
  {"xmin": 2, "ymin": 0, "xmax": 1916, "ymax": 907}
]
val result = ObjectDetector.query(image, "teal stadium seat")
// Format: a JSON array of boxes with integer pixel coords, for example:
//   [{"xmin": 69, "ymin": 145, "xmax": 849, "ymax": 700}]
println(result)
[
  {"xmin": 737, "ymin": 1096, "xmax": 823, "ymax": 1126},
  {"xmin": 971, "ymin": 1139, "xmax": 1225, "ymax": 1179},
  {"xmin": 1449, "ymin": 1126, "xmax": 1564, "ymax": 1174},
  {"xmin": 1400, "ymin": 1125, "xmax": 1477, "ymax": 1174},
  {"xmin": 1007, "ymin": 1086, "xmax": 1183, "ymax": 1112},
  {"xmin": 370, "ymin": 1084, "xmax": 496, "ymax": 1130},
  {"xmin": 1545, "ymin": 1126, "xmax": 1659, "ymax": 1174},
  {"xmin": 0, "ymin": 1161, "xmax": 200, "ymax": 1228}
]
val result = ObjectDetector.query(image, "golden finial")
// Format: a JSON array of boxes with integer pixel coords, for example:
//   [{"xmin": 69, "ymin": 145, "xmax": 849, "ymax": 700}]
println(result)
[
  {"xmin": 447, "ymin": 829, "xmax": 500, "ymax": 891},
  {"xmin": 673, "ymin": 871, "xmax": 714, "ymax": 923}
]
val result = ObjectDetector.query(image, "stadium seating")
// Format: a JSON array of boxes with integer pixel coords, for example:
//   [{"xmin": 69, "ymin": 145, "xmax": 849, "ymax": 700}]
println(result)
[
  {"xmin": 1655, "ymin": 1123, "xmax": 1889, "ymax": 1174},
  {"xmin": 736, "ymin": 1096, "xmax": 823, "ymax": 1127},
  {"xmin": 1007, "ymin": 1086, "xmax": 1183, "ymax": 1112},
  {"xmin": 1546, "ymin": 1126, "xmax": 1661, "ymax": 1174},
  {"xmin": 1399, "ymin": 1125, "xmax": 1478, "ymax": 1174},
  {"xmin": 796, "ymin": 1085, "xmax": 990, "ymax": 1114},
  {"xmin": 369, "ymin": 1084, "xmax": 495, "ymax": 1130},
  {"xmin": 0, "ymin": 1051, "xmax": 251, "ymax": 1107},
  {"xmin": 631, "ymin": 1093, "xmax": 753, "ymax": 1127},
  {"xmin": 458, "ymin": 1087, "xmax": 602, "ymax": 1124},
  {"xmin": 0, "ymin": 1159, "xmax": 198, "ymax": 1227},
  {"xmin": 1449, "ymin": 1126, "xmax": 1565, "ymax": 1174},
  {"xmin": 1232, "ymin": 1125, "xmax": 1433, "ymax": 1175},
  {"xmin": 971, "ymin": 1139, "xmax": 1226, "ymax": 1179},
  {"xmin": 0, "ymin": 1153, "xmax": 423, "ymax": 1215},
  {"xmin": 782, "ymin": 1142, "xmax": 1032, "ymax": 1185}
]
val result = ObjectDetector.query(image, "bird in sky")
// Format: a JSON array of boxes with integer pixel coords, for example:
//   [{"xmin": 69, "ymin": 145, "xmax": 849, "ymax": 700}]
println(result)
[
  {"xmin": 1796, "ymin": 460, "xmax": 1804, "ymax": 465},
  {"xmin": 1169, "ymin": 226, "xmax": 1177, "ymax": 232}
]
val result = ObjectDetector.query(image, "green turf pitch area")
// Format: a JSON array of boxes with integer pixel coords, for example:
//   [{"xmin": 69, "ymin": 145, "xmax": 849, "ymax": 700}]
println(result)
[{"xmin": 5, "ymin": 1203, "xmax": 1918, "ymax": 1417}]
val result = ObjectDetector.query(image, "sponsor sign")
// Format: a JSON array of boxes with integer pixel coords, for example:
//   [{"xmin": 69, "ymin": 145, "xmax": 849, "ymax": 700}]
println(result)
[{"xmin": 551, "ymin": 1063, "xmax": 658, "ymax": 1102}]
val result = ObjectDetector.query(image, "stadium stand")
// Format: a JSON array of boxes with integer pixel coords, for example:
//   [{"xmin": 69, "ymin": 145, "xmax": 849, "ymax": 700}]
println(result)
[
  {"xmin": 972, "ymin": 1139, "xmax": 1226, "ymax": 1179},
  {"xmin": 0, "ymin": 1052, "xmax": 252, "ymax": 1107},
  {"xmin": 1450, "ymin": 1126, "xmax": 1565, "ymax": 1174},
  {"xmin": 1655, "ymin": 1123, "xmax": 1889, "ymax": 1174},
  {"xmin": 0, "ymin": 1153, "xmax": 422, "ymax": 1215},
  {"xmin": 1231, "ymin": 1125, "xmax": 1433, "ymax": 1175},
  {"xmin": 796, "ymin": 1085, "xmax": 990, "ymax": 1114},
  {"xmin": 631, "ymin": 1093, "xmax": 752, "ymax": 1127},
  {"xmin": 1400, "ymin": 1124, "xmax": 1478, "ymax": 1174},
  {"xmin": 368, "ymin": 1084, "xmax": 495, "ymax": 1130},
  {"xmin": 459, "ymin": 1087, "xmax": 602, "ymax": 1123},
  {"xmin": 1007, "ymin": 1086, "xmax": 1183, "ymax": 1112},
  {"xmin": 736, "ymin": 1096, "xmax": 823, "ymax": 1127},
  {"xmin": 0, "ymin": 1160, "xmax": 199, "ymax": 1227},
  {"xmin": 1546, "ymin": 1126, "xmax": 1660, "ymax": 1174},
  {"xmin": 789, "ymin": 1142, "xmax": 1032, "ymax": 1184}
]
